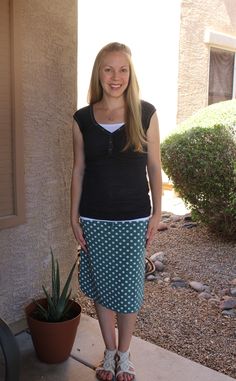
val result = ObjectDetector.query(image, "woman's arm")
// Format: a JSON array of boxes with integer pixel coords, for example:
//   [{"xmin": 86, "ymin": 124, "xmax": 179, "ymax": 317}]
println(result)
[
  {"xmin": 71, "ymin": 120, "xmax": 87, "ymax": 251},
  {"xmin": 146, "ymin": 112, "xmax": 162, "ymax": 250}
]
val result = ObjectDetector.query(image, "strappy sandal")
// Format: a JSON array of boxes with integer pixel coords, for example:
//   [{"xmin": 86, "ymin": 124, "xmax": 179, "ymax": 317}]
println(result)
[
  {"xmin": 145, "ymin": 256, "xmax": 155, "ymax": 276},
  {"xmin": 96, "ymin": 349, "xmax": 116, "ymax": 381},
  {"xmin": 116, "ymin": 350, "xmax": 136, "ymax": 380}
]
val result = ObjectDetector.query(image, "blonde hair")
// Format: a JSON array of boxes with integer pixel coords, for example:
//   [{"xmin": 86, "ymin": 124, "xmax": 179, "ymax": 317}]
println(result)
[{"xmin": 88, "ymin": 42, "xmax": 146, "ymax": 152}]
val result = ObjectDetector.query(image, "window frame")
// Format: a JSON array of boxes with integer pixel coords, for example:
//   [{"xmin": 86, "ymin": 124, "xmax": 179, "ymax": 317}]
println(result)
[
  {"xmin": 204, "ymin": 29, "xmax": 236, "ymax": 105},
  {"xmin": 208, "ymin": 47, "xmax": 236, "ymax": 105},
  {"xmin": 0, "ymin": 0, "xmax": 25, "ymax": 230}
]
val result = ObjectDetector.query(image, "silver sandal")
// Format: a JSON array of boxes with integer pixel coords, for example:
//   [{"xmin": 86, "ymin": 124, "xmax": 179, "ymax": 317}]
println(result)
[
  {"xmin": 116, "ymin": 350, "xmax": 136, "ymax": 380},
  {"xmin": 96, "ymin": 349, "xmax": 116, "ymax": 381}
]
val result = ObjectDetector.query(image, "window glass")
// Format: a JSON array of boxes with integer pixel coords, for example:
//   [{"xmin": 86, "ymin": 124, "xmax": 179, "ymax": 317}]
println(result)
[{"xmin": 208, "ymin": 47, "xmax": 235, "ymax": 105}]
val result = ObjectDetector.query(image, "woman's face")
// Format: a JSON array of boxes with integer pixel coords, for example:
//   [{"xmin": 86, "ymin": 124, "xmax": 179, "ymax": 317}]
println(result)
[{"xmin": 99, "ymin": 51, "xmax": 130, "ymax": 99}]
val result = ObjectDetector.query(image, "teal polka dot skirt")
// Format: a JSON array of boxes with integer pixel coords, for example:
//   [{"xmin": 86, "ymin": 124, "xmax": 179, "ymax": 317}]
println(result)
[{"xmin": 79, "ymin": 219, "xmax": 149, "ymax": 313}]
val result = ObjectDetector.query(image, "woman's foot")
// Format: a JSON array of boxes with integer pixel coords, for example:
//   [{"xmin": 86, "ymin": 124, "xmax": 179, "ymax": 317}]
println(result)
[
  {"xmin": 116, "ymin": 351, "xmax": 135, "ymax": 381},
  {"xmin": 96, "ymin": 349, "xmax": 116, "ymax": 381}
]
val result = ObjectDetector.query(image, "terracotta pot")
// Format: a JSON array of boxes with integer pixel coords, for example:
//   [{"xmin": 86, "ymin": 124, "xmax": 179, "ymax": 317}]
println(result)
[{"xmin": 25, "ymin": 298, "xmax": 81, "ymax": 364}]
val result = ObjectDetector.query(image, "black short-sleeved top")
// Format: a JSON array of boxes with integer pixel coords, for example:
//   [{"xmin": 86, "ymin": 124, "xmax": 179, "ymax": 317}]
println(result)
[{"xmin": 73, "ymin": 100, "xmax": 156, "ymax": 220}]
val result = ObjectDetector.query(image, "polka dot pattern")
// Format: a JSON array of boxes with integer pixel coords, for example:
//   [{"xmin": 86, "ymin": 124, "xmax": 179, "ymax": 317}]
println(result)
[{"xmin": 79, "ymin": 219, "xmax": 148, "ymax": 314}]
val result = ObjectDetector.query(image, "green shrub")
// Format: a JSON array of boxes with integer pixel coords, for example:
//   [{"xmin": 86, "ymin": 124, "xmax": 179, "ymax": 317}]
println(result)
[
  {"xmin": 161, "ymin": 101, "xmax": 236, "ymax": 239},
  {"xmin": 177, "ymin": 99, "xmax": 236, "ymax": 133}
]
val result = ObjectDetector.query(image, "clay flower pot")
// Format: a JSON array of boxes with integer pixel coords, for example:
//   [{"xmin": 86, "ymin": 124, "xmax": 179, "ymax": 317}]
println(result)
[{"xmin": 25, "ymin": 298, "xmax": 81, "ymax": 364}]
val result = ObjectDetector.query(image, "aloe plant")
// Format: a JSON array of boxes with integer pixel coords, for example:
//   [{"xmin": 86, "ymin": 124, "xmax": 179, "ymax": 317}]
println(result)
[{"xmin": 34, "ymin": 249, "xmax": 78, "ymax": 322}]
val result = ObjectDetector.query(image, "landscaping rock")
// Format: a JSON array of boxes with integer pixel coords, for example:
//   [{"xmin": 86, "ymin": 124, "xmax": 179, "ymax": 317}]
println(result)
[
  {"xmin": 172, "ymin": 215, "xmax": 182, "ymax": 222},
  {"xmin": 199, "ymin": 292, "xmax": 212, "ymax": 300},
  {"xmin": 146, "ymin": 274, "xmax": 158, "ymax": 281},
  {"xmin": 222, "ymin": 309, "xmax": 236, "ymax": 318},
  {"xmin": 182, "ymin": 222, "xmax": 197, "ymax": 228},
  {"xmin": 184, "ymin": 214, "xmax": 192, "ymax": 221},
  {"xmin": 157, "ymin": 222, "xmax": 168, "ymax": 231},
  {"xmin": 220, "ymin": 298, "xmax": 236, "ymax": 310},
  {"xmin": 189, "ymin": 281, "xmax": 205, "ymax": 292},
  {"xmin": 154, "ymin": 260, "xmax": 165, "ymax": 272},
  {"xmin": 230, "ymin": 287, "xmax": 236, "ymax": 297},
  {"xmin": 164, "ymin": 277, "xmax": 170, "ymax": 282},
  {"xmin": 150, "ymin": 252, "xmax": 165, "ymax": 262},
  {"xmin": 171, "ymin": 279, "xmax": 188, "ymax": 288}
]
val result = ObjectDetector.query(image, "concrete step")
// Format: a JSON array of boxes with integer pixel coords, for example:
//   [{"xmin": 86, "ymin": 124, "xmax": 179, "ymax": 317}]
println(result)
[{"xmin": 2, "ymin": 313, "xmax": 233, "ymax": 381}]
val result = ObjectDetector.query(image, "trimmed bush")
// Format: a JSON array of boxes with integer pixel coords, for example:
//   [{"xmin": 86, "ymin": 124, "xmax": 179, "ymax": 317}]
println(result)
[{"xmin": 161, "ymin": 101, "xmax": 236, "ymax": 239}]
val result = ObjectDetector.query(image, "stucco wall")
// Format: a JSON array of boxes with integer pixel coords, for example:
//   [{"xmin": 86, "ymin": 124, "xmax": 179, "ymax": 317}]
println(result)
[
  {"xmin": 177, "ymin": 0, "xmax": 236, "ymax": 124},
  {"xmin": 0, "ymin": 1, "xmax": 77, "ymax": 323}
]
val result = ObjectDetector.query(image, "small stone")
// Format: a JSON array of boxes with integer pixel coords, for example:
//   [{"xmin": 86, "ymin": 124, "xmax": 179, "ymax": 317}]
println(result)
[
  {"xmin": 155, "ymin": 260, "xmax": 165, "ymax": 271},
  {"xmin": 172, "ymin": 215, "xmax": 182, "ymax": 222},
  {"xmin": 184, "ymin": 214, "xmax": 192, "ymax": 221},
  {"xmin": 230, "ymin": 278, "xmax": 236, "ymax": 286},
  {"xmin": 171, "ymin": 279, "xmax": 188, "ymax": 288},
  {"xmin": 161, "ymin": 272, "xmax": 169, "ymax": 277},
  {"xmin": 157, "ymin": 222, "xmax": 168, "ymax": 231},
  {"xmin": 199, "ymin": 292, "xmax": 212, "ymax": 300},
  {"xmin": 222, "ymin": 309, "xmax": 236, "ymax": 318},
  {"xmin": 230, "ymin": 288, "xmax": 236, "ymax": 297},
  {"xmin": 170, "ymin": 223, "xmax": 177, "ymax": 228},
  {"xmin": 189, "ymin": 281, "xmax": 205, "ymax": 292},
  {"xmin": 146, "ymin": 274, "xmax": 157, "ymax": 281},
  {"xmin": 172, "ymin": 276, "xmax": 183, "ymax": 282},
  {"xmin": 150, "ymin": 252, "xmax": 165, "ymax": 262},
  {"xmin": 220, "ymin": 298, "xmax": 236, "ymax": 310},
  {"xmin": 182, "ymin": 222, "xmax": 197, "ymax": 229},
  {"xmin": 164, "ymin": 277, "xmax": 170, "ymax": 282}
]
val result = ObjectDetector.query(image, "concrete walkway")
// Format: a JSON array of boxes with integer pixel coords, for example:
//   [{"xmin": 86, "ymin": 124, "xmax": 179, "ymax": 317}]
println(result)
[{"xmin": 10, "ymin": 314, "xmax": 235, "ymax": 381}]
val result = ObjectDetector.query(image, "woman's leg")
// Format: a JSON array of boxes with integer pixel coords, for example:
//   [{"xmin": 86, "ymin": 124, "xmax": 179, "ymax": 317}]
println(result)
[
  {"xmin": 116, "ymin": 312, "xmax": 137, "ymax": 381},
  {"xmin": 95, "ymin": 302, "xmax": 117, "ymax": 381},
  {"xmin": 117, "ymin": 312, "xmax": 137, "ymax": 352}
]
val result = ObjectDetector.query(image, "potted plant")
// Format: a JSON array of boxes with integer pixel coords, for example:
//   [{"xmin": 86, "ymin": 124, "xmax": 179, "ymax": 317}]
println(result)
[{"xmin": 25, "ymin": 249, "xmax": 81, "ymax": 364}]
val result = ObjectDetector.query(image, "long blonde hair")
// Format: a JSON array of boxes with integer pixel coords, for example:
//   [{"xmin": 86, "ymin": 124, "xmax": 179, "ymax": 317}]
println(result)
[{"xmin": 88, "ymin": 42, "xmax": 146, "ymax": 152}]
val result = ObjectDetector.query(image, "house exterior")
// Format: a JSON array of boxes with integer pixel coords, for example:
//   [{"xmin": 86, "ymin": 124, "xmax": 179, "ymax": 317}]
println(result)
[
  {"xmin": 0, "ymin": 0, "xmax": 235, "ymax": 325},
  {"xmin": 177, "ymin": 0, "xmax": 236, "ymax": 124},
  {"xmin": 0, "ymin": 0, "xmax": 77, "ymax": 323}
]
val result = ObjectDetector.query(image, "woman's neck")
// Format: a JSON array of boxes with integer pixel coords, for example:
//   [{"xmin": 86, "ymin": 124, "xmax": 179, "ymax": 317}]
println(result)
[
  {"xmin": 93, "ymin": 97, "xmax": 126, "ymax": 123},
  {"xmin": 98, "ymin": 96, "xmax": 125, "ymax": 112}
]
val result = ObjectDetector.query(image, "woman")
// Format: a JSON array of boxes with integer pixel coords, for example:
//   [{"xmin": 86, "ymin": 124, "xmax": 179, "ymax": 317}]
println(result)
[{"xmin": 71, "ymin": 42, "xmax": 162, "ymax": 381}]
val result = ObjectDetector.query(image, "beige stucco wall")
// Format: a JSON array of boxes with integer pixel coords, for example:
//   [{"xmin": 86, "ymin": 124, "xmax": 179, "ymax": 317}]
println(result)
[
  {"xmin": 177, "ymin": 0, "xmax": 236, "ymax": 124},
  {"xmin": 0, "ymin": 0, "xmax": 77, "ymax": 323}
]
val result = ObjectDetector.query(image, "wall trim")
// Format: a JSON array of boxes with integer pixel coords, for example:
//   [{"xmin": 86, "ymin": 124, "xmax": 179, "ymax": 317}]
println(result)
[
  {"xmin": 204, "ymin": 29, "xmax": 236, "ymax": 51},
  {"xmin": 0, "ymin": 0, "xmax": 25, "ymax": 230}
]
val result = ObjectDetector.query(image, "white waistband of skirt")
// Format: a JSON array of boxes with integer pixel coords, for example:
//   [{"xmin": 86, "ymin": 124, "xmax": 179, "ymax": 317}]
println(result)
[{"xmin": 80, "ymin": 216, "xmax": 150, "ymax": 223}]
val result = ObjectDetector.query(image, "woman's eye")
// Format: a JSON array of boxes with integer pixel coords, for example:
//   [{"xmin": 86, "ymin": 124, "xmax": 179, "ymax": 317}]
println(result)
[
  {"xmin": 121, "ymin": 68, "xmax": 128, "ymax": 73},
  {"xmin": 104, "ymin": 68, "xmax": 111, "ymax": 72}
]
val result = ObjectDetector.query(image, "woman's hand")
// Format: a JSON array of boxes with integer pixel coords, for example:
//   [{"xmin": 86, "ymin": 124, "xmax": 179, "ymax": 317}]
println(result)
[
  {"xmin": 146, "ymin": 214, "xmax": 160, "ymax": 251},
  {"xmin": 71, "ymin": 221, "xmax": 87, "ymax": 253}
]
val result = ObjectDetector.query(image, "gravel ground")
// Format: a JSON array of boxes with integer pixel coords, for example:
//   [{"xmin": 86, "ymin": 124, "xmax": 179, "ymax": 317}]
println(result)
[{"xmin": 76, "ymin": 215, "xmax": 236, "ymax": 379}]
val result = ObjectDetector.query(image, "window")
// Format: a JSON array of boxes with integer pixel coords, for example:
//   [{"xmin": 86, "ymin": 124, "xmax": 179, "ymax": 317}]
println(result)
[
  {"xmin": 208, "ymin": 47, "xmax": 235, "ymax": 105},
  {"xmin": 0, "ymin": 0, "xmax": 25, "ymax": 229}
]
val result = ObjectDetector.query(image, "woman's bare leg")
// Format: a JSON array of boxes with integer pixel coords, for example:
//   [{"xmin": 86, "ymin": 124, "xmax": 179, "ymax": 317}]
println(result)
[
  {"xmin": 116, "ymin": 312, "xmax": 137, "ymax": 381},
  {"xmin": 95, "ymin": 302, "xmax": 116, "ymax": 381}
]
